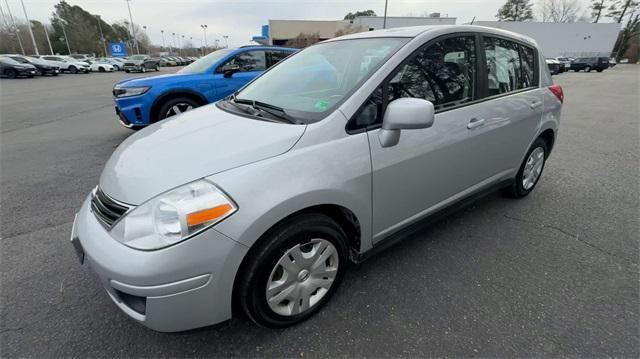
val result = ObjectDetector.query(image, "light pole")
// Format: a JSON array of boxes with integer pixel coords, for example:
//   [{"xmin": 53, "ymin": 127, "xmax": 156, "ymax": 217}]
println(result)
[
  {"xmin": 214, "ymin": 39, "xmax": 219, "ymax": 50},
  {"xmin": 383, "ymin": 0, "xmax": 388, "ymax": 29},
  {"xmin": 43, "ymin": 24, "xmax": 53, "ymax": 55},
  {"xmin": 58, "ymin": 15, "xmax": 71, "ymax": 54},
  {"xmin": 125, "ymin": 0, "xmax": 139, "ymax": 54},
  {"xmin": 19, "ymin": 0, "xmax": 38, "ymax": 55},
  {"xmin": 160, "ymin": 29, "xmax": 166, "ymax": 52},
  {"xmin": 200, "ymin": 24, "xmax": 208, "ymax": 54},
  {"xmin": 222, "ymin": 35, "xmax": 228, "ymax": 48},
  {"xmin": 96, "ymin": 15, "xmax": 107, "ymax": 57},
  {"xmin": 142, "ymin": 25, "xmax": 148, "ymax": 52},
  {"xmin": 189, "ymin": 36, "xmax": 193, "ymax": 56},
  {"xmin": 2, "ymin": 0, "xmax": 25, "ymax": 54}
]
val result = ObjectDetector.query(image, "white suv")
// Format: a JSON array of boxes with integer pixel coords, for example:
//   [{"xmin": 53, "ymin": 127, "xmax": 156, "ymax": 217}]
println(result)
[{"xmin": 41, "ymin": 56, "xmax": 90, "ymax": 74}]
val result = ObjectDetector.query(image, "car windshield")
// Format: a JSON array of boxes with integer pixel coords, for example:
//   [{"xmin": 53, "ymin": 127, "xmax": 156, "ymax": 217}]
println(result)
[
  {"xmin": 10, "ymin": 56, "xmax": 29, "ymax": 63},
  {"xmin": 0, "ymin": 56, "xmax": 20, "ymax": 65},
  {"xmin": 178, "ymin": 49, "xmax": 233, "ymax": 74},
  {"xmin": 233, "ymin": 37, "xmax": 409, "ymax": 123}
]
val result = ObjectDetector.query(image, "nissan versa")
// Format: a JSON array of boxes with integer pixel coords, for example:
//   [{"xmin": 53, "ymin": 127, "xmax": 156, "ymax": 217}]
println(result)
[{"xmin": 71, "ymin": 25, "xmax": 563, "ymax": 332}]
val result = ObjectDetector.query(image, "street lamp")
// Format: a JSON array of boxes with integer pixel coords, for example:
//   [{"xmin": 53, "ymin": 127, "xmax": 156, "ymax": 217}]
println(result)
[
  {"xmin": 222, "ymin": 35, "xmax": 228, "ymax": 48},
  {"xmin": 3, "ymin": 0, "xmax": 25, "ymax": 54},
  {"xmin": 96, "ymin": 15, "xmax": 107, "ymax": 57},
  {"xmin": 125, "ymin": 0, "xmax": 139, "ymax": 54},
  {"xmin": 160, "ymin": 29, "xmax": 166, "ymax": 52},
  {"xmin": 214, "ymin": 39, "xmax": 219, "ymax": 50},
  {"xmin": 200, "ymin": 24, "xmax": 208, "ymax": 55},
  {"xmin": 19, "ymin": 0, "xmax": 39, "ymax": 55}
]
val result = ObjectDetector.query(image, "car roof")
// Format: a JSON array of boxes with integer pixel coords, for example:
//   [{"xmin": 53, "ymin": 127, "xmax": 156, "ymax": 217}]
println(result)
[
  {"xmin": 233, "ymin": 45, "xmax": 296, "ymax": 52},
  {"xmin": 327, "ymin": 25, "xmax": 538, "ymax": 48}
]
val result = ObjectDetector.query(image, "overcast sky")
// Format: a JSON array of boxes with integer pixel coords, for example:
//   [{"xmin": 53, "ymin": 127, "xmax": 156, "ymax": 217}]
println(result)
[{"xmin": 4, "ymin": 0, "xmax": 595, "ymax": 47}]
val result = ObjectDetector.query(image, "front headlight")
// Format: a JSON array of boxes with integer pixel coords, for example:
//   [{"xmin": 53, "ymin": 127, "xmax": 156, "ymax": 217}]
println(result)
[
  {"xmin": 113, "ymin": 86, "xmax": 151, "ymax": 98},
  {"xmin": 110, "ymin": 180, "xmax": 237, "ymax": 250}
]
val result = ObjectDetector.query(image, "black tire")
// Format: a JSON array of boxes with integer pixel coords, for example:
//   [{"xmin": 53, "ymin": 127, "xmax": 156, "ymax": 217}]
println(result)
[
  {"xmin": 154, "ymin": 64, "xmax": 160, "ymax": 71},
  {"xmin": 237, "ymin": 213, "xmax": 349, "ymax": 328},
  {"xmin": 596, "ymin": 69, "xmax": 603, "ymax": 72},
  {"xmin": 98, "ymin": 66, "xmax": 105, "ymax": 72},
  {"xmin": 68, "ymin": 65, "xmax": 77, "ymax": 74},
  {"xmin": 125, "ymin": 69, "xmax": 130, "ymax": 73},
  {"xmin": 585, "ymin": 66, "xmax": 592, "ymax": 72},
  {"xmin": 155, "ymin": 97, "xmax": 200, "ymax": 122},
  {"xmin": 141, "ymin": 65, "xmax": 146, "ymax": 73},
  {"xmin": 5, "ymin": 69, "xmax": 18, "ymax": 78},
  {"xmin": 504, "ymin": 138, "xmax": 548, "ymax": 198},
  {"xmin": 52, "ymin": 72, "xmax": 59, "ymax": 76}
]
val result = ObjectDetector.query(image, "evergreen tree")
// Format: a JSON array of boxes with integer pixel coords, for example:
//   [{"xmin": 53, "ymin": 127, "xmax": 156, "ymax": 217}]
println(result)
[{"xmin": 496, "ymin": 0, "xmax": 535, "ymax": 21}]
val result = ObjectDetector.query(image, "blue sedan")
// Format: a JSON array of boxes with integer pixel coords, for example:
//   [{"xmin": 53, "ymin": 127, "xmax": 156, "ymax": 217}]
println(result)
[{"xmin": 113, "ymin": 46, "xmax": 296, "ymax": 129}]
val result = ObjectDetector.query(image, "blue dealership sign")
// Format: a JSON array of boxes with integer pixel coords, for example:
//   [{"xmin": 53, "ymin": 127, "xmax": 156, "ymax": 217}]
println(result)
[{"xmin": 110, "ymin": 42, "xmax": 127, "ymax": 57}]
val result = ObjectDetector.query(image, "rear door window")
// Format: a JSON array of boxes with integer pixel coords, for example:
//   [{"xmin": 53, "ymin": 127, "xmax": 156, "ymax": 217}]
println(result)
[
  {"xmin": 267, "ymin": 51, "xmax": 291, "ymax": 68},
  {"xmin": 484, "ymin": 37, "xmax": 532, "ymax": 95}
]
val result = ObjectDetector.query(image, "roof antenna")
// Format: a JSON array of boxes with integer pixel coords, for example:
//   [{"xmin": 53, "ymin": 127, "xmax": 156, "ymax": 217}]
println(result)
[{"xmin": 470, "ymin": 16, "xmax": 476, "ymax": 25}]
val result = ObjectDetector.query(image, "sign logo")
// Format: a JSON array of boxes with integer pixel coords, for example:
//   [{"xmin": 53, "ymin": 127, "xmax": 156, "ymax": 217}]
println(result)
[{"xmin": 110, "ymin": 42, "xmax": 127, "ymax": 57}]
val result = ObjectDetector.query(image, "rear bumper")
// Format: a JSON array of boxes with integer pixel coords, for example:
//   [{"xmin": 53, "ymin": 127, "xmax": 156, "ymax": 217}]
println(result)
[{"xmin": 73, "ymin": 195, "xmax": 249, "ymax": 332}]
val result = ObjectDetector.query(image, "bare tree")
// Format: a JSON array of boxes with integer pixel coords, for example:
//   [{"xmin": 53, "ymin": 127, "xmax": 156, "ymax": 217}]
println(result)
[
  {"xmin": 285, "ymin": 32, "xmax": 320, "ymax": 48},
  {"xmin": 539, "ymin": 0, "xmax": 583, "ymax": 22},
  {"xmin": 591, "ymin": 0, "xmax": 607, "ymax": 22},
  {"xmin": 334, "ymin": 25, "xmax": 367, "ymax": 37}
]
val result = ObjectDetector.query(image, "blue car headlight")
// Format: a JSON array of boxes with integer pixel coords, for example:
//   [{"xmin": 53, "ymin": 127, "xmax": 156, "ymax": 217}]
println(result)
[{"xmin": 113, "ymin": 86, "xmax": 151, "ymax": 98}]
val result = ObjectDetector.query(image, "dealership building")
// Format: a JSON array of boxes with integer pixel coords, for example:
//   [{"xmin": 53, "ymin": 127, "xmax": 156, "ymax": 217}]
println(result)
[{"xmin": 252, "ymin": 16, "xmax": 621, "ymax": 58}]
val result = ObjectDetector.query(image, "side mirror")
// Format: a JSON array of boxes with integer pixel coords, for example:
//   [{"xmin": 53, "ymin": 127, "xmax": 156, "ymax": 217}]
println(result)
[
  {"xmin": 379, "ymin": 98, "xmax": 435, "ymax": 148},
  {"xmin": 223, "ymin": 64, "xmax": 241, "ymax": 78}
]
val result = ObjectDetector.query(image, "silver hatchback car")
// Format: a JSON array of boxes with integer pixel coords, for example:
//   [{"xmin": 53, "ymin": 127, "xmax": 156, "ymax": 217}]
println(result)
[{"xmin": 71, "ymin": 25, "xmax": 563, "ymax": 332}]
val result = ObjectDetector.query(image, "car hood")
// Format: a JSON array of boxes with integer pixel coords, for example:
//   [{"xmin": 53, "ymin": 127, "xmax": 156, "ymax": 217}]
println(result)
[
  {"xmin": 116, "ymin": 72, "xmax": 195, "ymax": 87},
  {"xmin": 99, "ymin": 105, "xmax": 306, "ymax": 204}
]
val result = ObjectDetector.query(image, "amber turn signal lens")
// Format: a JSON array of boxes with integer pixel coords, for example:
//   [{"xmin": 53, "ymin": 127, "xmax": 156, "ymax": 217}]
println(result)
[{"xmin": 186, "ymin": 204, "xmax": 233, "ymax": 227}]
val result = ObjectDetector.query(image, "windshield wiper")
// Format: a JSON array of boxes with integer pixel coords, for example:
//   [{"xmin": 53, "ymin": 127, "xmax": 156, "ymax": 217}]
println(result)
[{"xmin": 231, "ymin": 94, "xmax": 298, "ymax": 124}]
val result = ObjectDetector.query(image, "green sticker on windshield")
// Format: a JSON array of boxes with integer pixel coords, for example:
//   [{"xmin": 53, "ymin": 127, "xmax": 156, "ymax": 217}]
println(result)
[{"xmin": 314, "ymin": 100, "xmax": 330, "ymax": 111}]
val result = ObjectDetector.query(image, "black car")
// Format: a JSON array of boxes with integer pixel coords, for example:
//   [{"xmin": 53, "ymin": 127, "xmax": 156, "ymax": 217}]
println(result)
[
  {"xmin": 7, "ymin": 55, "xmax": 59, "ymax": 76},
  {"xmin": 0, "ymin": 56, "xmax": 37, "ymax": 78},
  {"xmin": 570, "ymin": 57, "xmax": 609, "ymax": 72},
  {"xmin": 123, "ymin": 54, "xmax": 160, "ymax": 73}
]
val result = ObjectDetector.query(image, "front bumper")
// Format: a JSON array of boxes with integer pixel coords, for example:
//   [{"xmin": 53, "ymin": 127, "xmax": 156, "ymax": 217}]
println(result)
[
  {"xmin": 72, "ymin": 195, "xmax": 249, "ymax": 332},
  {"xmin": 113, "ymin": 94, "xmax": 153, "ymax": 127}
]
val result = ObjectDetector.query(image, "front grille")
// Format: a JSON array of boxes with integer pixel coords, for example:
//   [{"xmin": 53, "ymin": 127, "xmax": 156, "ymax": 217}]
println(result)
[
  {"xmin": 124, "ymin": 62, "xmax": 136, "ymax": 66},
  {"xmin": 91, "ymin": 187, "xmax": 131, "ymax": 229}
]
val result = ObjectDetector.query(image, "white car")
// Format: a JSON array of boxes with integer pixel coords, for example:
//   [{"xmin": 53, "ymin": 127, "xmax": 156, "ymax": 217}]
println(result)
[
  {"xmin": 41, "ymin": 55, "xmax": 90, "ymax": 74},
  {"xmin": 94, "ymin": 58, "xmax": 124, "ymax": 71},
  {"xmin": 89, "ymin": 62, "xmax": 115, "ymax": 72}
]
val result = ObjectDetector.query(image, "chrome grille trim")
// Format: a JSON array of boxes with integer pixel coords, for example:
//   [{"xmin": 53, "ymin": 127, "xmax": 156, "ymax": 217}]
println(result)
[{"xmin": 90, "ymin": 187, "xmax": 132, "ymax": 229}]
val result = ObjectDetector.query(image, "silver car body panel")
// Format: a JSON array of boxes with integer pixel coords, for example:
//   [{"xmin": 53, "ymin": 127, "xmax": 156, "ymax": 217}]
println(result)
[
  {"xmin": 77, "ymin": 25, "xmax": 561, "ymax": 332},
  {"xmin": 99, "ymin": 105, "xmax": 306, "ymax": 204}
]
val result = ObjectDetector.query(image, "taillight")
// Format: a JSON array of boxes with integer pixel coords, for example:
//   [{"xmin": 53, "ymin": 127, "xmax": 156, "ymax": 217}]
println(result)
[{"xmin": 549, "ymin": 84, "xmax": 564, "ymax": 104}]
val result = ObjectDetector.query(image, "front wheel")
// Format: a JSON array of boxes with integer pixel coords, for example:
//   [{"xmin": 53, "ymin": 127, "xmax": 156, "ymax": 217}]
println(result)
[
  {"xmin": 237, "ymin": 213, "xmax": 348, "ymax": 328},
  {"xmin": 98, "ymin": 67, "xmax": 105, "ymax": 72},
  {"xmin": 585, "ymin": 66, "xmax": 592, "ymax": 72},
  {"xmin": 140, "ymin": 65, "xmax": 146, "ymax": 73},
  {"xmin": 504, "ymin": 138, "xmax": 548, "ymax": 198},
  {"xmin": 5, "ymin": 69, "xmax": 18, "ymax": 78},
  {"xmin": 68, "ymin": 66, "xmax": 77, "ymax": 74},
  {"xmin": 125, "ymin": 69, "xmax": 130, "ymax": 73},
  {"xmin": 154, "ymin": 64, "xmax": 160, "ymax": 71},
  {"xmin": 156, "ymin": 97, "xmax": 200, "ymax": 121}
]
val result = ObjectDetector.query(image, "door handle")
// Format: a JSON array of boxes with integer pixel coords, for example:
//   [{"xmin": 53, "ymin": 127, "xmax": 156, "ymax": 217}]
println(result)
[
  {"xmin": 530, "ymin": 101, "xmax": 542, "ymax": 109},
  {"xmin": 467, "ymin": 118, "xmax": 485, "ymax": 130}
]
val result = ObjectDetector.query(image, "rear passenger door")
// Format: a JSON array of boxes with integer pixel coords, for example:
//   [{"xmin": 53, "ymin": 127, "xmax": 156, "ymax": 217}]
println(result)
[
  {"xmin": 214, "ymin": 50, "xmax": 267, "ymax": 98},
  {"xmin": 475, "ymin": 36, "xmax": 543, "ymax": 172}
]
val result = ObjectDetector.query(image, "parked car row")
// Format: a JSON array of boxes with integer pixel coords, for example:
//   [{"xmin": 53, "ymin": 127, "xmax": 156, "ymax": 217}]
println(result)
[
  {"xmin": 159, "ymin": 56, "xmax": 198, "ymax": 67},
  {"xmin": 545, "ymin": 56, "xmax": 614, "ymax": 75}
]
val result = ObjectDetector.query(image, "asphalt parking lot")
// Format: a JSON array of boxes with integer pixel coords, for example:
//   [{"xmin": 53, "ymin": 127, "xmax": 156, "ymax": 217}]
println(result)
[{"xmin": 1, "ymin": 65, "xmax": 638, "ymax": 357}]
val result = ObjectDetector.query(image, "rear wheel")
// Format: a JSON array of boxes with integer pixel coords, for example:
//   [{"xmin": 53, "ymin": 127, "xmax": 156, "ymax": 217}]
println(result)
[
  {"xmin": 237, "ymin": 213, "xmax": 348, "ymax": 328},
  {"xmin": 504, "ymin": 138, "xmax": 548, "ymax": 198},
  {"xmin": 141, "ymin": 65, "xmax": 146, "ymax": 73},
  {"xmin": 125, "ymin": 69, "xmax": 130, "ymax": 73},
  {"xmin": 596, "ymin": 69, "xmax": 603, "ymax": 72},
  {"xmin": 156, "ymin": 97, "xmax": 200, "ymax": 121},
  {"xmin": 154, "ymin": 64, "xmax": 160, "ymax": 71},
  {"xmin": 68, "ymin": 66, "xmax": 77, "ymax": 74}
]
